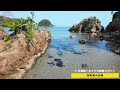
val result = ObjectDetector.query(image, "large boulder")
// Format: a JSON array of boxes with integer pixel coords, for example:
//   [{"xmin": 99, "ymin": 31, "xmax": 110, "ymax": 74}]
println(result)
[{"xmin": 69, "ymin": 16, "xmax": 104, "ymax": 33}]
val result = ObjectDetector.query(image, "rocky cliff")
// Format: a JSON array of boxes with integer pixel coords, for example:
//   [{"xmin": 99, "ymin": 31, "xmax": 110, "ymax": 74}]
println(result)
[
  {"xmin": 69, "ymin": 16, "xmax": 104, "ymax": 33},
  {"xmin": 99, "ymin": 11, "xmax": 120, "ymax": 55},
  {"xmin": 0, "ymin": 28, "xmax": 51, "ymax": 79},
  {"xmin": 106, "ymin": 11, "xmax": 120, "ymax": 32}
]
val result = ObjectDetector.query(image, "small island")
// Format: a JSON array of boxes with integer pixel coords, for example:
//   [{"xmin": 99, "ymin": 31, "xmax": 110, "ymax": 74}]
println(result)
[{"xmin": 38, "ymin": 19, "xmax": 55, "ymax": 27}]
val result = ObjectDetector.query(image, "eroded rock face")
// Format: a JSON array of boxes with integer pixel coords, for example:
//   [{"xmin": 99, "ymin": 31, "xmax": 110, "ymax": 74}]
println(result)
[
  {"xmin": 106, "ymin": 11, "xmax": 120, "ymax": 32},
  {"xmin": 100, "ymin": 11, "xmax": 120, "ymax": 55},
  {"xmin": 0, "ymin": 29, "xmax": 51, "ymax": 79},
  {"xmin": 69, "ymin": 16, "xmax": 104, "ymax": 33}
]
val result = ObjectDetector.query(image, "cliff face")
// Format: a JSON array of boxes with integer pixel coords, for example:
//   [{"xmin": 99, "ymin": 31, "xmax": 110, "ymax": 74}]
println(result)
[
  {"xmin": 0, "ymin": 29, "xmax": 51, "ymax": 79},
  {"xmin": 100, "ymin": 11, "xmax": 120, "ymax": 55},
  {"xmin": 106, "ymin": 11, "xmax": 120, "ymax": 32},
  {"xmin": 69, "ymin": 16, "xmax": 104, "ymax": 33}
]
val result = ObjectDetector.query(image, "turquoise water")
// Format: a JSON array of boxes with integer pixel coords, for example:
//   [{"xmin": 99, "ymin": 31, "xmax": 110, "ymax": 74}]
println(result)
[
  {"xmin": 46, "ymin": 27, "xmax": 111, "ymax": 52},
  {"xmin": 3, "ymin": 27, "xmax": 120, "ymax": 79},
  {"xmin": 3, "ymin": 27, "xmax": 14, "ymax": 35}
]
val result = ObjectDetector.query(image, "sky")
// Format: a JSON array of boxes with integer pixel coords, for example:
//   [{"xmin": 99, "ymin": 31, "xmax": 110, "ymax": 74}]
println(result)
[{"xmin": 0, "ymin": 11, "xmax": 114, "ymax": 27}]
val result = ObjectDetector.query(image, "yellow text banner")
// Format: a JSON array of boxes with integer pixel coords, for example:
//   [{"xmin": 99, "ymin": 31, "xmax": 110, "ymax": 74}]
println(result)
[{"xmin": 71, "ymin": 73, "xmax": 119, "ymax": 79}]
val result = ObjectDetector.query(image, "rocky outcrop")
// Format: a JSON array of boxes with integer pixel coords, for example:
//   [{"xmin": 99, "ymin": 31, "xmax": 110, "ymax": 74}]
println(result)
[
  {"xmin": 0, "ymin": 29, "xmax": 51, "ymax": 79},
  {"xmin": 100, "ymin": 11, "xmax": 120, "ymax": 55},
  {"xmin": 69, "ymin": 16, "xmax": 104, "ymax": 33},
  {"xmin": 106, "ymin": 11, "xmax": 120, "ymax": 32},
  {"xmin": 99, "ymin": 31, "xmax": 120, "ymax": 55}
]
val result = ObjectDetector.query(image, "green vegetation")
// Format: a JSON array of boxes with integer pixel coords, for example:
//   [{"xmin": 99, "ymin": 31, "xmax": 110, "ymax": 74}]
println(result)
[
  {"xmin": 0, "ymin": 12, "xmax": 41, "ymax": 42},
  {"xmin": 27, "ymin": 30, "xmax": 34, "ymax": 41},
  {"xmin": 38, "ymin": 19, "xmax": 53, "ymax": 26},
  {"xmin": 0, "ymin": 16, "xmax": 12, "ymax": 23},
  {"xmin": 0, "ymin": 12, "xmax": 40, "ymax": 34},
  {"xmin": 3, "ymin": 36, "xmax": 10, "ymax": 42},
  {"xmin": 81, "ymin": 16, "xmax": 97, "ymax": 23},
  {"xmin": 4, "ymin": 44, "xmax": 12, "ymax": 50}
]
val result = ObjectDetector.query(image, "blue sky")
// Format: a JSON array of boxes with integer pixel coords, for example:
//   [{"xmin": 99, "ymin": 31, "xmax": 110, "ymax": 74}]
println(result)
[{"xmin": 0, "ymin": 11, "xmax": 114, "ymax": 27}]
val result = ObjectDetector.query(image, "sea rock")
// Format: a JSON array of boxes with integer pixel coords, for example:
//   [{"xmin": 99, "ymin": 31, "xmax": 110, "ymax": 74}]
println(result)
[
  {"xmin": 81, "ymin": 64, "xmax": 88, "ymax": 68},
  {"xmin": 57, "ymin": 51, "xmax": 62, "ymax": 56},
  {"xmin": 56, "ymin": 60, "xmax": 64, "ymax": 67},
  {"xmin": 79, "ymin": 40, "xmax": 86, "ymax": 44},
  {"xmin": 54, "ymin": 59, "xmax": 64, "ymax": 67},
  {"xmin": 70, "ymin": 35, "xmax": 76, "ymax": 39},
  {"xmin": 69, "ymin": 16, "xmax": 104, "ymax": 33}
]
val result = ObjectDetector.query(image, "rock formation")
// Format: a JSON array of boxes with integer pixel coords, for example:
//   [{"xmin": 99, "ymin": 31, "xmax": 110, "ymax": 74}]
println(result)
[
  {"xmin": 0, "ymin": 28, "xmax": 51, "ymax": 79},
  {"xmin": 79, "ymin": 40, "xmax": 86, "ymax": 44},
  {"xmin": 69, "ymin": 16, "xmax": 104, "ymax": 34},
  {"xmin": 106, "ymin": 11, "xmax": 120, "ymax": 32},
  {"xmin": 99, "ymin": 11, "xmax": 120, "ymax": 55}
]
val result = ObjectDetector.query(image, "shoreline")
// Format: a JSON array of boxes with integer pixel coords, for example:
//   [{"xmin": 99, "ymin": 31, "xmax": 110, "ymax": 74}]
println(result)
[{"xmin": 21, "ymin": 40, "xmax": 50, "ymax": 79}]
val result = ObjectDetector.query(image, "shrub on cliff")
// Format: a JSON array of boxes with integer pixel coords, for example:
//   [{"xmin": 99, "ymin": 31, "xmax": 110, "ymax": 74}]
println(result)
[
  {"xmin": 0, "ymin": 12, "xmax": 40, "ymax": 35},
  {"xmin": 3, "ymin": 36, "xmax": 10, "ymax": 42},
  {"xmin": 27, "ymin": 30, "xmax": 34, "ymax": 41}
]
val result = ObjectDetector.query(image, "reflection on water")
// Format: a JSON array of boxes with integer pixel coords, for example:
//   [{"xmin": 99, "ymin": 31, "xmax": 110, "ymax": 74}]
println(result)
[{"xmin": 22, "ymin": 27, "xmax": 120, "ymax": 79}]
